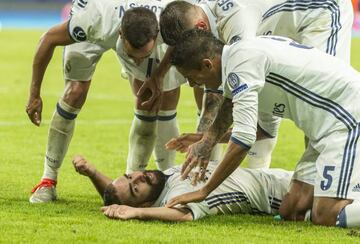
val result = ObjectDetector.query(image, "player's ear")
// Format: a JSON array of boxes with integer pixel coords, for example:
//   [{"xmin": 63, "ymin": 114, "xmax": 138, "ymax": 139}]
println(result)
[
  {"xmin": 201, "ymin": 59, "xmax": 213, "ymax": 71},
  {"xmin": 195, "ymin": 20, "xmax": 208, "ymax": 31}
]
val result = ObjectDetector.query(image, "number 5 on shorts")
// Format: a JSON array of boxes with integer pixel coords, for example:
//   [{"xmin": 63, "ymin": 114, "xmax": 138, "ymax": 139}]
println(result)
[{"xmin": 320, "ymin": 166, "xmax": 335, "ymax": 191}]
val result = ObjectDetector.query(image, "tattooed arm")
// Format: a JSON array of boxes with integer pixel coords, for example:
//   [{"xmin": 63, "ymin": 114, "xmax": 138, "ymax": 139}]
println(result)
[
  {"xmin": 197, "ymin": 91, "xmax": 224, "ymax": 133},
  {"xmin": 181, "ymin": 98, "xmax": 233, "ymax": 182}
]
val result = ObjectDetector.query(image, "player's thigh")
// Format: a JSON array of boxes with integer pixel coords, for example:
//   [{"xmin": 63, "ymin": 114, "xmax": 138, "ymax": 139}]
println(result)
[
  {"xmin": 63, "ymin": 42, "xmax": 105, "ymax": 108},
  {"xmin": 313, "ymin": 128, "xmax": 360, "ymax": 200},
  {"xmin": 63, "ymin": 42, "xmax": 105, "ymax": 82},
  {"xmin": 160, "ymin": 88, "xmax": 180, "ymax": 111},
  {"xmin": 299, "ymin": 0, "xmax": 352, "ymax": 62}
]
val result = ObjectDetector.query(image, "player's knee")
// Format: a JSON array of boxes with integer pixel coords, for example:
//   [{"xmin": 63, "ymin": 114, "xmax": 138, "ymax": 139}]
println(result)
[{"xmin": 63, "ymin": 81, "xmax": 90, "ymax": 108}]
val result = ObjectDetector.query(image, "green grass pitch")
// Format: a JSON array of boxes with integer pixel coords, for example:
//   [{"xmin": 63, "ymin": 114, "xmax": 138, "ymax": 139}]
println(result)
[{"xmin": 1, "ymin": 30, "xmax": 360, "ymax": 243}]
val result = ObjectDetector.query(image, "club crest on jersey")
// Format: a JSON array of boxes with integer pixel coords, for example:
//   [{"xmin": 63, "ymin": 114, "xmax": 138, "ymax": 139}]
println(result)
[
  {"xmin": 227, "ymin": 73, "xmax": 240, "ymax": 89},
  {"xmin": 73, "ymin": 26, "xmax": 87, "ymax": 41}
]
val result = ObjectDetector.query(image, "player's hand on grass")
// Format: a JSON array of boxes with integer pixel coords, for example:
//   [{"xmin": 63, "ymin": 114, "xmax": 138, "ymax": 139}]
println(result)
[
  {"xmin": 165, "ymin": 133, "xmax": 204, "ymax": 153},
  {"xmin": 166, "ymin": 188, "xmax": 209, "ymax": 208},
  {"xmin": 72, "ymin": 155, "xmax": 96, "ymax": 177},
  {"xmin": 137, "ymin": 76, "xmax": 162, "ymax": 112},
  {"xmin": 101, "ymin": 204, "xmax": 139, "ymax": 220},
  {"xmin": 181, "ymin": 140, "xmax": 212, "ymax": 184},
  {"xmin": 26, "ymin": 95, "xmax": 43, "ymax": 126}
]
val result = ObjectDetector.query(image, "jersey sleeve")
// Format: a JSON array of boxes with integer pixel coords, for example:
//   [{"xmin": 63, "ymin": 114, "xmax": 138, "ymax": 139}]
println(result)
[
  {"xmin": 166, "ymin": 189, "xmax": 211, "ymax": 220},
  {"xmin": 215, "ymin": 0, "xmax": 264, "ymax": 43},
  {"xmin": 68, "ymin": 0, "xmax": 102, "ymax": 43},
  {"xmin": 223, "ymin": 47, "xmax": 269, "ymax": 147}
]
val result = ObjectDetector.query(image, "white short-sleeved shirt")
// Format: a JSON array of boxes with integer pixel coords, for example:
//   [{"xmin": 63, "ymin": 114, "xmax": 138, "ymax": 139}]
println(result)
[
  {"xmin": 221, "ymin": 36, "xmax": 360, "ymax": 148},
  {"xmin": 197, "ymin": 0, "xmax": 352, "ymax": 62},
  {"xmin": 67, "ymin": 0, "xmax": 188, "ymax": 87},
  {"xmin": 153, "ymin": 162, "xmax": 292, "ymax": 220}
]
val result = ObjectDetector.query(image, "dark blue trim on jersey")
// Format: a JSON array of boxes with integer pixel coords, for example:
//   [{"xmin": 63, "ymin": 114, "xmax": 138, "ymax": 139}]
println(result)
[
  {"xmin": 262, "ymin": 0, "xmax": 341, "ymax": 57},
  {"xmin": 230, "ymin": 136, "xmax": 251, "ymax": 149},
  {"xmin": 204, "ymin": 88, "xmax": 223, "ymax": 94},
  {"xmin": 157, "ymin": 113, "xmax": 177, "ymax": 121},
  {"xmin": 56, "ymin": 102, "xmax": 77, "ymax": 120},
  {"xmin": 134, "ymin": 113, "xmax": 157, "ymax": 122},
  {"xmin": 266, "ymin": 72, "xmax": 358, "ymax": 198}
]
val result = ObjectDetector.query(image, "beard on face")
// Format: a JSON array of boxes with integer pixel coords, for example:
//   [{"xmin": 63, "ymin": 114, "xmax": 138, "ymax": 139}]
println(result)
[{"xmin": 144, "ymin": 170, "xmax": 168, "ymax": 202}]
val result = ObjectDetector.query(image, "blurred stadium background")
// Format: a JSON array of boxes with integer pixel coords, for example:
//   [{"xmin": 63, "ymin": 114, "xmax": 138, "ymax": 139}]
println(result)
[{"xmin": 0, "ymin": 0, "xmax": 360, "ymax": 33}]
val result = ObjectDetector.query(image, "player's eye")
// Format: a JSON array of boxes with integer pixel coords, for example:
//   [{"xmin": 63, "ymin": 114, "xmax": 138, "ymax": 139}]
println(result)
[{"xmin": 133, "ymin": 185, "xmax": 138, "ymax": 193}]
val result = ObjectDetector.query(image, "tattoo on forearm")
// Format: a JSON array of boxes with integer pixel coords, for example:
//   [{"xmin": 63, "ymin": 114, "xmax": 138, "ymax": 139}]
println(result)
[
  {"xmin": 210, "ymin": 98, "xmax": 233, "ymax": 142},
  {"xmin": 197, "ymin": 93, "xmax": 224, "ymax": 133}
]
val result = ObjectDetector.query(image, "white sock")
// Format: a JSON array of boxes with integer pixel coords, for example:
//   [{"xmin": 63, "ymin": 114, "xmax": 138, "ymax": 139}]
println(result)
[
  {"xmin": 337, "ymin": 200, "xmax": 360, "ymax": 228},
  {"xmin": 126, "ymin": 110, "xmax": 157, "ymax": 173},
  {"xmin": 154, "ymin": 110, "xmax": 179, "ymax": 171},
  {"xmin": 42, "ymin": 100, "xmax": 80, "ymax": 181},
  {"xmin": 247, "ymin": 137, "xmax": 277, "ymax": 169}
]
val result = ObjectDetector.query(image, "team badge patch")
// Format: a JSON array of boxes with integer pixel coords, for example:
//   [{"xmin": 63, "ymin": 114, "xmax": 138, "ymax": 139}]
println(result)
[
  {"xmin": 227, "ymin": 72, "xmax": 240, "ymax": 89},
  {"xmin": 72, "ymin": 26, "xmax": 87, "ymax": 41}
]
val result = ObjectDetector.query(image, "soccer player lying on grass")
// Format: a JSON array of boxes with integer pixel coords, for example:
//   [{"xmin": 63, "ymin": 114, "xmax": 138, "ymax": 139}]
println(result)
[
  {"xmin": 72, "ymin": 155, "xmax": 292, "ymax": 222},
  {"xmin": 166, "ymin": 29, "xmax": 360, "ymax": 227}
]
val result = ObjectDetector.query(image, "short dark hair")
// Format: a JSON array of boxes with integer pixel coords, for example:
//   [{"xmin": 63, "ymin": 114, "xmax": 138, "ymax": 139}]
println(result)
[
  {"xmin": 160, "ymin": 1, "xmax": 194, "ymax": 46},
  {"xmin": 171, "ymin": 29, "xmax": 224, "ymax": 70},
  {"xmin": 103, "ymin": 183, "xmax": 122, "ymax": 206},
  {"xmin": 121, "ymin": 7, "xmax": 159, "ymax": 49}
]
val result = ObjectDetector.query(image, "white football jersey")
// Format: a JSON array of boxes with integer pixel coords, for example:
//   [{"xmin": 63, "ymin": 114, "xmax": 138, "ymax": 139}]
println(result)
[
  {"xmin": 69, "ymin": 0, "xmax": 169, "ymax": 48},
  {"xmin": 153, "ymin": 162, "xmax": 292, "ymax": 220},
  {"xmin": 222, "ymin": 36, "xmax": 360, "ymax": 147},
  {"xmin": 197, "ymin": 0, "xmax": 351, "ymax": 60}
]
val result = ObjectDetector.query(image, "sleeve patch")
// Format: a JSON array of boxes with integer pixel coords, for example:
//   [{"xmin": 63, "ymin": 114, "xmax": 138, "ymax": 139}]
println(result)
[
  {"xmin": 72, "ymin": 26, "xmax": 87, "ymax": 41},
  {"xmin": 227, "ymin": 72, "xmax": 240, "ymax": 89}
]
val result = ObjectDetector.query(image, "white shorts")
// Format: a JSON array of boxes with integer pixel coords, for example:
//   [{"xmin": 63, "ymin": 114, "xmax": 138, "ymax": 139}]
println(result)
[
  {"xmin": 116, "ymin": 40, "xmax": 187, "ymax": 92},
  {"xmin": 293, "ymin": 126, "xmax": 360, "ymax": 200},
  {"xmin": 63, "ymin": 42, "xmax": 108, "ymax": 82}
]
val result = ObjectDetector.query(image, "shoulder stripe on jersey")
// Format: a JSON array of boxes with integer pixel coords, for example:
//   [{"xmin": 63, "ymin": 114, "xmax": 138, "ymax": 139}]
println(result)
[
  {"xmin": 262, "ymin": 0, "xmax": 341, "ymax": 57},
  {"xmin": 266, "ymin": 72, "xmax": 359, "ymax": 198}
]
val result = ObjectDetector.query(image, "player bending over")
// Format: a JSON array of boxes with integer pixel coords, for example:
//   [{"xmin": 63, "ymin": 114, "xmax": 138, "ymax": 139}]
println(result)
[
  {"xmin": 73, "ymin": 155, "xmax": 292, "ymax": 222},
  {"xmin": 166, "ymin": 30, "xmax": 360, "ymax": 227}
]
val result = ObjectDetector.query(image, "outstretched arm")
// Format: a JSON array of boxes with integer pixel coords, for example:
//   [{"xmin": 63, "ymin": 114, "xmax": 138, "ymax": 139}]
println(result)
[
  {"xmin": 26, "ymin": 21, "xmax": 75, "ymax": 126},
  {"xmin": 101, "ymin": 205, "xmax": 193, "ymax": 222},
  {"xmin": 72, "ymin": 155, "xmax": 112, "ymax": 199}
]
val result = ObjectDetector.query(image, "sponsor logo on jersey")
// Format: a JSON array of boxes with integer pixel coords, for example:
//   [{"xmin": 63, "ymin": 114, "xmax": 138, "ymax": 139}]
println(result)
[
  {"xmin": 72, "ymin": 26, "xmax": 87, "ymax": 41},
  {"xmin": 352, "ymin": 183, "xmax": 360, "ymax": 192},
  {"xmin": 272, "ymin": 103, "xmax": 285, "ymax": 117}
]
